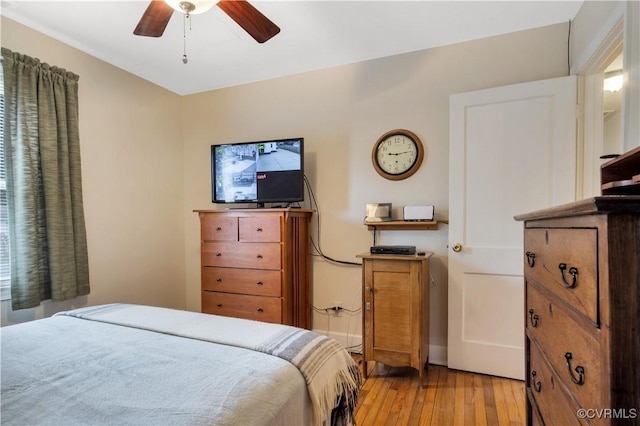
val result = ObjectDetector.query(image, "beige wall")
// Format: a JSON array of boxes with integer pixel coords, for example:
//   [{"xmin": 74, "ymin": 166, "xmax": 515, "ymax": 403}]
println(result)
[
  {"xmin": 182, "ymin": 23, "xmax": 570, "ymax": 361},
  {"xmin": 3, "ymin": 4, "xmax": 631, "ymax": 363},
  {"xmin": 1, "ymin": 18, "xmax": 186, "ymax": 325}
]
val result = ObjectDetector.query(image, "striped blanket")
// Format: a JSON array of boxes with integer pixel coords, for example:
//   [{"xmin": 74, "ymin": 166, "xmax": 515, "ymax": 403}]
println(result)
[
  {"xmin": 58, "ymin": 304, "xmax": 362, "ymax": 426},
  {"xmin": 256, "ymin": 328, "xmax": 362, "ymax": 426}
]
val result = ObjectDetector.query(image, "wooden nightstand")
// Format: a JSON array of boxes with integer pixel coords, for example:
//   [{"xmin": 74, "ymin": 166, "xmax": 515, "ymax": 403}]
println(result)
[{"xmin": 356, "ymin": 252, "xmax": 432, "ymax": 386}]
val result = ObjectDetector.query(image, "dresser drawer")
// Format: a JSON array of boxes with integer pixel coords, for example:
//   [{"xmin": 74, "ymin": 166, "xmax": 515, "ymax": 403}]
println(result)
[
  {"xmin": 202, "ymin": 267, "xmax": 281, "ymax": 297},
  {"xmin": 528, "ymin": 339, "xmax": 588, "ymax": 426},
  {"xmin": 200, "ymin": 215, "xmax": 238, "ymax": 241},
  {"xmin": 239, "ymin": 216, "xmax": 281, "ymax": 242},
  {"xmin": 202, "ymin": 292, "xmax": 281, "ymax": 324},
  {"xmin": 524, "ymin": 228, "xmax": 598, "ymax": 323},
  {"xmin": 526, "ymin": 282, "xmax": 602, "ymax": 410},
  {"xmin": 201, "ymin": 242, "xmax": 281, "ymax": 269}
]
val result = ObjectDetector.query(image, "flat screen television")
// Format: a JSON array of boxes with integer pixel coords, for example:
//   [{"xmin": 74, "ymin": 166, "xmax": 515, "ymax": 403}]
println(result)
[{"xmin": 211, "ymin": 137, "xmax": 304, "ymax": 207}]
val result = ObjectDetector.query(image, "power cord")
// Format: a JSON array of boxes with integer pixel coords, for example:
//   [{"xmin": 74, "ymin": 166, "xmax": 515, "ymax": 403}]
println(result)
[
  {"xmin": 304, "ymin": 175, "xmax": 362, "ymax": 267},
  {"xmin": 313, "ymin": 305, "xmax": 361, "ymax": 314}
]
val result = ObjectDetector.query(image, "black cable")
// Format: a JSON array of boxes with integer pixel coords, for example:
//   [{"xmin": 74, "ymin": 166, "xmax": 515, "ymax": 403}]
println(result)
[
  {"xmin": 567, "ymin": 19, "xmax": 572, "ymax": 76},
  {"xmin": 304, "ymin": 175, "xmax": 362, "ymax": 267},
  {"xmin": 312, "ymin": 305, "xmax": 362, "ymax": 314}
]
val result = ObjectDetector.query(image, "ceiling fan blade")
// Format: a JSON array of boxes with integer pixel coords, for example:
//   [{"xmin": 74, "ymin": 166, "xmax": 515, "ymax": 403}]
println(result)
[
  {"xmin": 134, "ymin": 0, "xmax": 174, "ymax": 37},
  {"xmin": 217, "ymin": 0, "xmax": 281, "ymax": 43}
]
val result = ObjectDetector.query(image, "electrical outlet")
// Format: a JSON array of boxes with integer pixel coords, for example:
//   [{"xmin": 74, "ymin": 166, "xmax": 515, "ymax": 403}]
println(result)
[{"xmin": 332, "ymin": 301, "xmax": 343, "ymax": 316}]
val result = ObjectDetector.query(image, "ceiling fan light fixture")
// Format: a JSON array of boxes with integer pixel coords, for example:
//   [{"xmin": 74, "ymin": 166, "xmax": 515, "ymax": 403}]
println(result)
[{"xmin": 165, "ymin": 0, "xmax": 215, "ymax": 15}]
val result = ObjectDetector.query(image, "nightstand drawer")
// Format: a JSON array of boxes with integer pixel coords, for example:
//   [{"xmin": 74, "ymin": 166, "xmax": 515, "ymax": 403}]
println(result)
[
  {"xmin": 528, "ymin": 339, "xmax": 588, "ymax": 426},
  {"xmin": 524, "ymin": 228, "xmax": 598, "ymax": 323},
  {"xmin": 201, "ymin": 242, "xmax": 281, "ymax": 269},
  {"xmin": 200, "ymin": 214, "xmax": 238, "ymax": 241},
  {"xmin": 202, "ymin": 292, "xmax": 281, "ymax": 324},
  {"xmin": 202, "ymin": 267, "xmax": 281, "ymax": 297},
  {"xmin": 526, "ymin": 282, "xmax": 602, "ymax": 410},
  {"xmin": 239, "ymin": 216, "xmax": 281, "ymax": 242}
]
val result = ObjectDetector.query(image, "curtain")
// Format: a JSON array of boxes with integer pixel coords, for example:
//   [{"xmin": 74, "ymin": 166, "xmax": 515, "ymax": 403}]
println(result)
[{"xmin": 1, "ymin": 48, "xmax": 89, "ymax": 310}]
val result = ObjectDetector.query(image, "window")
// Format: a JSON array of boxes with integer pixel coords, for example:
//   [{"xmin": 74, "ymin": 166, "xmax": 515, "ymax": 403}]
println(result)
[{"xmin": 0, "ymin": 62, "xmax": 9, "ymax": 300}]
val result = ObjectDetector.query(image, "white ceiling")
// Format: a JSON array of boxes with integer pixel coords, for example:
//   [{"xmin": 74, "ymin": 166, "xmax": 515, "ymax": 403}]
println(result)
[{"xmin": 1, "ymin": 0, "xmax": 583, "ymax": 95}]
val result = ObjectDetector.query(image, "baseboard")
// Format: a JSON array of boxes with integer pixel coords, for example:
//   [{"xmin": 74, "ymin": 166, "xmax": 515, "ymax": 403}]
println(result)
[
  {"xmin": 428, "ymin": 344, "xmax": 447, "ymax": 366},
  {"xmin": 316, "ymin": 328, "xmax": 448, "ymax": 366},
  {"xmin": 316, "ymin": 329, "xmax": 363, "ymax": 353}
]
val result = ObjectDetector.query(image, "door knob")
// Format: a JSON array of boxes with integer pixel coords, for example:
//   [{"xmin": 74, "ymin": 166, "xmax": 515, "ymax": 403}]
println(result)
[{"xmin": 452, "ymin": 243, "xmax": 463, "ymax": 253}]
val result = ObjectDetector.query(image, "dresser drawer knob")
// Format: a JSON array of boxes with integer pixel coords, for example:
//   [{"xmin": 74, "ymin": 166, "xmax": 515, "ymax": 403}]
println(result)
[
  {"xmin": 558, "ymin": 263, "xmax": 578, "ymax": 288},
  {"xmin": 564, "ymin": 352, "xmax": 585, "ymax": 385},
  {"xmin": 216, "ymin": 278, "xmax": 222, "ymax": 282},
  {"xmin": 256, "ymin": 281, "xmax": 263, "ymax": 286},
  {"xmin": 530, "ymin": 371, "xmax": 541, "ymax": 392},
  {"xmin": 525, "ymin": 251, "xmax": 536, "ymax": 267},
  {"xmin": 256, "ymin": 307, "xmax": 264, "ymax": 312},
  {"xmin": 528, "ymin": 309, "xmax": 539, "ymax": 327},
  {"xmin": 216, "ymin": 253, "xmax": 222, "ymax": 257},
  {"xmin": 256, "ymin": 227, "xmax": 263, "ymax": 232},
  {"xmin": 256, "ymin": 254, "xmax": 263, "ymax": 259},
  {"xmin": 216, "ymin": 227, "xmax": 222, "ymax": 231},
  {"xmin": 216, "ymin": 303, "xmax": 223, "ymax": 308}
]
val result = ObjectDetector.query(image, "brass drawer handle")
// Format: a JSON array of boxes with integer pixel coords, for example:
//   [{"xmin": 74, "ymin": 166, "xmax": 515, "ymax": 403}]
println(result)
[
  {"xmin": 256, "ymin": 254, "xmax": 263, "ymax": 259},
  {"xmin": 216, "ymin": 253, "xmax": 222, "ymax": 257},
  {"xmin": 564, "ymin": 352, "xmax": 585, "ymax": 385},
  {"xmin": 528, "ymin": 309, "xmax": 539, "ymax": 327},
  {"xmin": 216, "ymin": 278, "xmax": 222, "ymax": 282},
  {"xmin": 525, "ymin": 251, "xmax": 536, "ymax": 267},
  {"xmin": 256, "ymin": 307, "xmax": 264, "ymax": 312},
  {"xmin": 256, "ymin": 281, "xmax": 263, "ymax": 286},
  {"xmin": 530, "ymin": 371, "xmax": 541, "ymax": 392},
  {"xmin": 558, "ymin": 263, "xmax": 578, "ymax": 288},
  {"xmin": 216, "ymin": 303, "xmax": 223, "ymax": 308},
  {"xmin": 256, "ymin": 227, "xmax": 263, "ymax": 232}
]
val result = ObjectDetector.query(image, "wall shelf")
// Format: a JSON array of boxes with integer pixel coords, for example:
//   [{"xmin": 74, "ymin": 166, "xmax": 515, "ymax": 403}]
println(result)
[
  {"xmin": 365, "ymin": 220, "xmax": 439, "ymax": 231},
  {"xmin": 601, "ymin": 145, "xmax": 640, "ymax": 195}
]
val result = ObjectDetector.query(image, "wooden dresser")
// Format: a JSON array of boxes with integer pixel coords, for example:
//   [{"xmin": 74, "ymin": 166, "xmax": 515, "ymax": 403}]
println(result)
[
  {"xmin": 356, "ymin": 252, "xmax": 432, "ymax": 386},
  {"xmin": 515, "ymin": 197, "xmax": 640, "ymax": 425},
  {"xmin": 194, "ymin": 208, "xmax": 313, "ymax": 329}
]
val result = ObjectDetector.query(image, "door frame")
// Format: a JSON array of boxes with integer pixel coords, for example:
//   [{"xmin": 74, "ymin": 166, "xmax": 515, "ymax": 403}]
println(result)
[{"xmin": 576, "ymin": 16, "xmax": 624, "ymax": 199}]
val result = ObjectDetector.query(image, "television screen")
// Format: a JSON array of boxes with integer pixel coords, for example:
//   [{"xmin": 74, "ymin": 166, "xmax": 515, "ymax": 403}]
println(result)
[{"xmin": 211, "ymin": 137, "xmax": 304, "ymax": 207}]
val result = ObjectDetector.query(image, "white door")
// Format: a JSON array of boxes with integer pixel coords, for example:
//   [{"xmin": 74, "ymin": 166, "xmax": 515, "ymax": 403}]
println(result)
[{"xmin": 448, "ymin": 76, "xmax": 577, "ymax": 380}]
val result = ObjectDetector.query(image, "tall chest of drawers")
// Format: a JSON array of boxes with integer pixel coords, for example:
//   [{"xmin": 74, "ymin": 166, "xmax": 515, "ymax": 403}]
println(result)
[
  {"xmin": 195, "ymin": 208, "xmax": 313, "ymax": 329},
  {"xmin": 515, "ymin": 197, "xmax": 640, "ymax": 425}
]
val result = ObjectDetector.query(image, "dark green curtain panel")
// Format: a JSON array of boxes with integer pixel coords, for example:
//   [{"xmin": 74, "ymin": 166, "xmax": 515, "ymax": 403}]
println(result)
[{"xmin": 2, "ymin": 48, "xmax": 89, "ymax": 310}]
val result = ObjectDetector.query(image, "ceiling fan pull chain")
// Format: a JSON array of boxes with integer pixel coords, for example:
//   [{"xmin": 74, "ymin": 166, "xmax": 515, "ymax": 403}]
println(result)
[{"xmin": 182, "ymin": 13, "xmax": 189, "ymax": 64}]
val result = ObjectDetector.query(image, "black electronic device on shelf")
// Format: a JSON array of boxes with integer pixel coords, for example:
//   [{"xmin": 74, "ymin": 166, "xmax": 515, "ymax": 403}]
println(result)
[{"xmin": 370, "ymin": 245, "xmax": 417, "ymax": 255}]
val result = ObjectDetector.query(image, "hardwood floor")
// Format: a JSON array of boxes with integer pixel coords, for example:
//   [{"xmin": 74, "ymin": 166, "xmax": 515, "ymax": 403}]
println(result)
[{"xmin": 353, "ymin": 356, "xmax": 526, "ymax": 426}]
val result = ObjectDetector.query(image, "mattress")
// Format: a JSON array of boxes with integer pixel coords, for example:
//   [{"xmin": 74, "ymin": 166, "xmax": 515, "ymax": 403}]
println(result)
[{"xmin": 0, "ymin": 304, "xmax": 361, "ymax": 425}]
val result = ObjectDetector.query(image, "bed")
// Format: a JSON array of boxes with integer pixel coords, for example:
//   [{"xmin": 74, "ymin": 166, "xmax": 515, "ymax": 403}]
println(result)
[{"xmin": 0, "ymin": 304, "xmax": 362, "ymax": 425}]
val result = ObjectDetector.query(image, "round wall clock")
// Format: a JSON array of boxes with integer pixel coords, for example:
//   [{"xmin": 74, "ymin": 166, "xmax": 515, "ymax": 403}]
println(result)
[{"xmin": 372, "ymin": 129, "xmax": 424, "ymax": 180}]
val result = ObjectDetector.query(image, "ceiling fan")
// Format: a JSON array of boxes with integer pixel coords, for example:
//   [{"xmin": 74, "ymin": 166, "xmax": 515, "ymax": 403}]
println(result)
[{"xmin": 133, "ymin": 0, "xmax": 280, "ymax": 44}]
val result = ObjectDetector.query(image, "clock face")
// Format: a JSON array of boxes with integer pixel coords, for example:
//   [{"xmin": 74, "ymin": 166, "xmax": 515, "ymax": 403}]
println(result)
[{"xmin": 372, "ymin": 130, "xmax": 424, "ymax": 180}]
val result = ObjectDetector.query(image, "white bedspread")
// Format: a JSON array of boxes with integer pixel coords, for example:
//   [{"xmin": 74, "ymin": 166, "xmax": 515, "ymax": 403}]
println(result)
[
  {"xmin": 0, "ymin": 304, "xmax": 360, "ymax": 425},
  {"xmin": 58, "ymin": 304, "xmax": 361, "ymax": 426}
]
